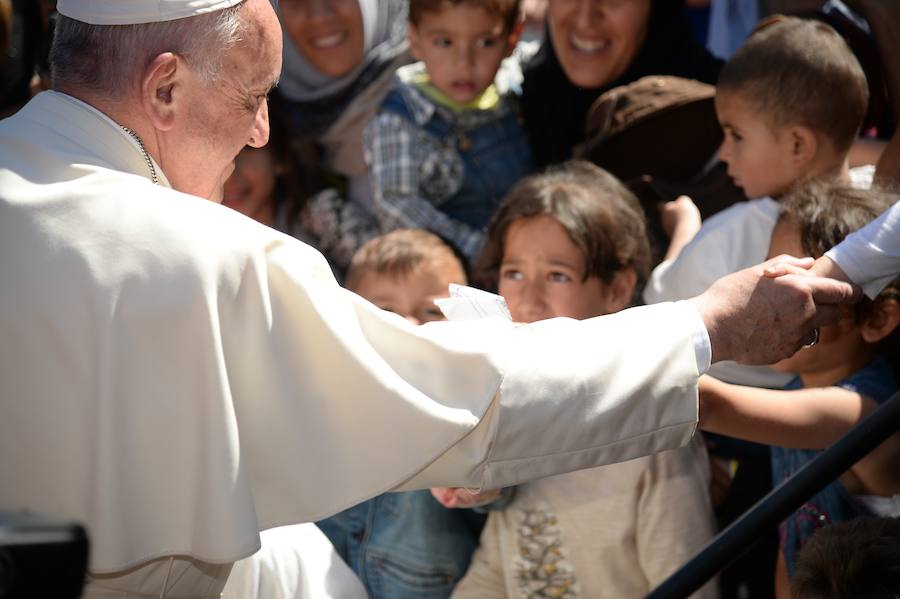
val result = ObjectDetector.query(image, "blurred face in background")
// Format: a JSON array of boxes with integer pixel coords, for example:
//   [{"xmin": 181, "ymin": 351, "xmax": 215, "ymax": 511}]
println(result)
[
  {"xmin": 547, "ymin": 0, "xmax": 651, "ymax": 88},
  {"xmin": 279, "ymin": 0, "xmax": 365, "ymax": 77},
  {"xmin": 352, "ymin": 258, "xmax": 467, "ymax": 325},
  {"xmin": 223, "ymin": 146, "xmax": 280, "ymax": 226}
]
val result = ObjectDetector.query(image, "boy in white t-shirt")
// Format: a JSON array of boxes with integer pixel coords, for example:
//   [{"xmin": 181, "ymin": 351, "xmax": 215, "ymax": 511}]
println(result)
[{"xmin": 644, "ymin": 16, "xmax": 874, "ymax": 388}]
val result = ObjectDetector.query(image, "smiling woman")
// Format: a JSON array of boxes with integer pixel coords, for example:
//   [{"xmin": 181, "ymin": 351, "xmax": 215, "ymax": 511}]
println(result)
[
  {"xmin": 277, "ymin": 0, "xmax": 409, "ymax": 185},
  {"xmin": 522, "ymin": 0, "xmax": 723, "ymax": 167},
  {"xmin": 274, "ymin": 0, "xmax": 410, "ymax": 272}
]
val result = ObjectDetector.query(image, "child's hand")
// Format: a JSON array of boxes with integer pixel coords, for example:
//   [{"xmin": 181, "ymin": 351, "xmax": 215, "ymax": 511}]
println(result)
[
  {"xmin": 430, "ymin": 487, "xmax": 503, "ymax": 509},
  {"xmin": 660, "ymin": 195, "xmax": 701, "ymax": 240},
  {"xmin": 659, "ymin": 196, "xmax": 702, "ymax": 261}
]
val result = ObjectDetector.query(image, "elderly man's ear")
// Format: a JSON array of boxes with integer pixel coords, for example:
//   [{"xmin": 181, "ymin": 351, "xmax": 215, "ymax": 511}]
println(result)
[{"xmin": 141, "ymin": 52, "xmax": 182, "ymax": 131}]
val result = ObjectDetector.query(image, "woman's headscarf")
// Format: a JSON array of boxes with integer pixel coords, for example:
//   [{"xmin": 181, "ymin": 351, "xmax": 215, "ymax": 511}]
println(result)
[
  {"xmin": 522, "ymin": 0, "xmax": 724, "ymax": 167},
  {"xmin": 277, "ymin": 0, "xmax": 408, "ymax": 137}
]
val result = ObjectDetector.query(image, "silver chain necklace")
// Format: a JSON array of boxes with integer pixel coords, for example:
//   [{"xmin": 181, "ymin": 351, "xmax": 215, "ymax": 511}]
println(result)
[{"xmin": 121, "ymin": 126, "xmax": 159, "ymax": 185}]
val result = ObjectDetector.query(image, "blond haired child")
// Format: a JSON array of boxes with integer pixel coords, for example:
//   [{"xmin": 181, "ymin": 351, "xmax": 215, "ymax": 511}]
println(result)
[
  {"xmin": 364, "ymin": 0, "xmax": 531, "ymax": 263},
  {"xmin": 447, "ymin": 161, "xmax": 718, "ymax": 599},
  {"xmin": 317, "ymin": 228, "xmax": 488, "ymax": 599},
  {"xmin": 699, "ymin": 182, "xmax": 900, "ymax": 598}
]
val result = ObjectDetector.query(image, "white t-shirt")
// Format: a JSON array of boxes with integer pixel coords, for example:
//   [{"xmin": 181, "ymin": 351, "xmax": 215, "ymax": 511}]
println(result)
[{"xmin": 644, "ymin": 165, "xmax": 876, "ymax": 387}]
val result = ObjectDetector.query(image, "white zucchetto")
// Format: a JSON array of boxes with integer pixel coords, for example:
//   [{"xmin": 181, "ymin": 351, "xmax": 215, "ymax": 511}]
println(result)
[{"xmin": 57, "ymin": 0, "xmax": 245, "ymax": 25}]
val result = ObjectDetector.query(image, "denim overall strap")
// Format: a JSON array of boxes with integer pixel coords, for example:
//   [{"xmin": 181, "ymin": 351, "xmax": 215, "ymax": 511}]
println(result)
[{"xmin": 380, "ymin": 89, "xmax": 533, "ymax": 232}]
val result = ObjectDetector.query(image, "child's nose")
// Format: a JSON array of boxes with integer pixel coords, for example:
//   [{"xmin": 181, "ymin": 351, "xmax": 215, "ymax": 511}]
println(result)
[
  {"xmin": 455, "ymin": 45, "xmax": 476, "ymax": 67},
  {"xmin": 518, "ymin": 281, "xmax": 548, "ymax": 320},
  {"xmin": 718, "ymin": 139, "xmax": 732, "ymax": 163}
]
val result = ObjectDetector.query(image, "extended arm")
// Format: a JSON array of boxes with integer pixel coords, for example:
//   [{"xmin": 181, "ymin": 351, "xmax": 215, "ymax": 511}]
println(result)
[
  {"xmin": 659, "ymin": 195, "xmax": 703, "ymax": 262},
  {"xmin": 699, "ymin": 375, "xmax": 875, "ymax": 448}
]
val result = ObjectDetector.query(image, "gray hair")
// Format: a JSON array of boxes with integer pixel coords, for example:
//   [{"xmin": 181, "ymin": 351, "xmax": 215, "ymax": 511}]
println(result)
[{"xmin": 50, "ymin": 6, "xmax": 247, "ymax": 98}]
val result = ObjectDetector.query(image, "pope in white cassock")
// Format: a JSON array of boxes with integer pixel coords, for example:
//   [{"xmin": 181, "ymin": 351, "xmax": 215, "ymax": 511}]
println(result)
[{"xmin": 0, "ymin": 0, "xmax": 857, "ymax": 597}]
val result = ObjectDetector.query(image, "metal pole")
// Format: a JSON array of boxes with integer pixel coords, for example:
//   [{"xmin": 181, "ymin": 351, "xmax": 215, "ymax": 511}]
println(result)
[{"xmin": 647, "ymin": 390, "xmax": 900, "ymax": 599}]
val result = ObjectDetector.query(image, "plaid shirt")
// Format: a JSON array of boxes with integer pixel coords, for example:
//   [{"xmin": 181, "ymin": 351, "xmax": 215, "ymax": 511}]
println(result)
[{"xmin": 363, "ymin": 63, "xmax": 524, "ymax": 259}]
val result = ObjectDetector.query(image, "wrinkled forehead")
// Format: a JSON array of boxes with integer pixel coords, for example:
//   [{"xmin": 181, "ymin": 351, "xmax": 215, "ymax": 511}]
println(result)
[{"xmin": 236, "ymin": 0, "xmax": 284, "ymax": 79}]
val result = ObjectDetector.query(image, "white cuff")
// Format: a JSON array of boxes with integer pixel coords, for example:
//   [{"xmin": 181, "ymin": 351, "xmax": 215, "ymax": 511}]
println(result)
[{"xmin": 677, "ymin": 300, "xmax": 711, "ymax": 374}]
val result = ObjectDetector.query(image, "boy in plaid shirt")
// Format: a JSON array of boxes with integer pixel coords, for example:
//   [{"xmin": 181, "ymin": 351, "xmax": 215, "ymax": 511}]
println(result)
[{"xmin": 363, "ymin": 0, "xmax": 532, "ymax": 263}]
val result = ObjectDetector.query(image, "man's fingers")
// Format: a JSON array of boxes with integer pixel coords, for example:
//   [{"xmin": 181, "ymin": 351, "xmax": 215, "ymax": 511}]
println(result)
[{"xmin": 805, "ymin": 276, "xmax": 861, "ymax": 305}]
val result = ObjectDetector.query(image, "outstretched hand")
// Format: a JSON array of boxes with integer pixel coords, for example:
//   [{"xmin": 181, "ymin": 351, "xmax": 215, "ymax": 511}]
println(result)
[
  {"xmin": 689, "ymin": 255, "xmax": 859, "ymax": 365},
  {"xmin": 430, "ymin": 487, "xmax": 503, "ymax": 509}
]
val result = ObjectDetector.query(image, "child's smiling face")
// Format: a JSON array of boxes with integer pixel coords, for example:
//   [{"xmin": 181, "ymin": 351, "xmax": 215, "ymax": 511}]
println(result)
[
  {"xmin": 409, "ymin": 4, "xmax": 518, "ymax": 105},
  {"xmin": 498, "ymin": 214, "xmax": 631, "ymax": 323}
]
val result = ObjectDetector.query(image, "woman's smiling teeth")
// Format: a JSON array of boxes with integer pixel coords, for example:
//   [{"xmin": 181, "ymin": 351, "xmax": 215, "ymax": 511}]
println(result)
[
  {"xmin": 569, "ymin": 33, "xmax": 609, "ymax": 53},
  {"xmin": 312, "ymin": 32, "xmax": 346, "ymax": 49}
]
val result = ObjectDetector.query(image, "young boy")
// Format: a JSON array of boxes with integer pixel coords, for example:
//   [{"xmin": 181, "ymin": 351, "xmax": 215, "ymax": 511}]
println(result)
[
  {"xmin": 644, "ymin": 16, "xmax": 873, "ymax": 388},
  {"xmin": 316, "ymin": 228, "xmax": 486, "ymax": 599},
  {"xmin": 699, "ymin": 181, "xmax": 900, "ymax": 598},
  {"xmin": 363, "ymin": 0, "xmax": 531, "ymax": 264}
]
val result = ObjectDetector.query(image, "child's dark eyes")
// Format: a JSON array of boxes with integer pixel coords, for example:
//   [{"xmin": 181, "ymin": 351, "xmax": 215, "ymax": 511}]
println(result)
[
  {"xmin": 432, "ymin": 37, "xmax": 452, "ymax": 48},
  {"xmin": 548, "ymin": 272, "xmax": 572, "ymax": 283},
  {"xmin": 477, "ymin": 37, "xmax": 499, "ymax": 48},
  {"xmin": 500, "ymin": 268, "xmax": 523, "ymax": 281},
  {"xmin": 727, "ymin": 129, "xmax": 743, "ymax": 143}
]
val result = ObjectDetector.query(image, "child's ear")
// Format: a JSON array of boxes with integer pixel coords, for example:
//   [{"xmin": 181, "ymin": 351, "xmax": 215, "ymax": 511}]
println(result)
[
  {"xmin": 788, "ymin": 125, "xmax": 817, "ymax": 170},
  {"xmin": 861, "ymin": 298, "xmax": 900, "ymax": 344},
  {"xmin": 505, "ymin": 18, "xmax": 524, "ymax": 58},
  {"xmin": 604, "ymin": 268, "xmax": 638, "ymax": 313},
  {"xmin": 408, "ymin": 24, "xmax": 424, "ymax": 61}
]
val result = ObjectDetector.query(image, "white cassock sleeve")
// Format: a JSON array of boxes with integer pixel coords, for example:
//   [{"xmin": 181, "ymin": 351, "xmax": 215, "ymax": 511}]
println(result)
[
  {"xmin": 228, "ymin": 241, "xmax": 700, "ymax": 521},
  {"xmin": 826, "ymin": 199, "xmax": 900, "ymax": 298}
]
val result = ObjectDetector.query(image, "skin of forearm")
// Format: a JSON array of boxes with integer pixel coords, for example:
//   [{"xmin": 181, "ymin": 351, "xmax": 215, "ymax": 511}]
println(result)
[
  {"xmin": 699, "ymin": 376, "xmax": 873, "ymax": 449},
  {"xmin": 809, "ymin": 255, "xmax": 852, "ymax": 284}
]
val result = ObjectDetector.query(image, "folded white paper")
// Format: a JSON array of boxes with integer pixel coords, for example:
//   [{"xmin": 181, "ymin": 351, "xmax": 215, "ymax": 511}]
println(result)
[{"xmin": 434, "ymin": 284, "xmax": 512, "ymax": 322}]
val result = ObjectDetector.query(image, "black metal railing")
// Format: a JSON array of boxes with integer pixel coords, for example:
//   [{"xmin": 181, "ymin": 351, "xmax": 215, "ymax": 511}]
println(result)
[{"xmin": 647, "ymin": 390, "xmax": 900, "ymax": 599}]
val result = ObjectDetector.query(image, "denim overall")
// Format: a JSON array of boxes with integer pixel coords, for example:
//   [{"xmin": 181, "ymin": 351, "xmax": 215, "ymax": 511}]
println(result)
[{"xmin": 380, "ymin": 88, "xmax": 533, "ymax": 232}]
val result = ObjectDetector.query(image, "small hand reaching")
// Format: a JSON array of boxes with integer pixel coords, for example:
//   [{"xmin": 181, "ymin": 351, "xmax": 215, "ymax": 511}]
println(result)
[{"xmin": 430, "ymin": 487, "xmax": 503, "ymax": 509}]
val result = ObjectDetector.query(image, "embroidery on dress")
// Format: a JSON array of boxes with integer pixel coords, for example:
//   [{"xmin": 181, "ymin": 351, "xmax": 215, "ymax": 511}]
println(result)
[{"xmin": 513, "ymin": 507, "xmax": 579, "ymax": 598}]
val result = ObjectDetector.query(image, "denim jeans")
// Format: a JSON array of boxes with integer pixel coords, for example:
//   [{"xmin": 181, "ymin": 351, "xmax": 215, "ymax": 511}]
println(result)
[{"xmin": 317, "ymin": 490, "xmax": 486, "ymax": 599}]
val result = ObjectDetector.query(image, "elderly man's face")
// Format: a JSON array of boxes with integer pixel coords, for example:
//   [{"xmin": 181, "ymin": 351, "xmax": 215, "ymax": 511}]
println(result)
[{"xmin": 167, "ymin": 0, "xmax": 283, "ymax": 202}]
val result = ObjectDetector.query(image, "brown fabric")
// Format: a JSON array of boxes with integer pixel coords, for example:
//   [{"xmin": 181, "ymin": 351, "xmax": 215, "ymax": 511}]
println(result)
[
  {"xmin": 576, "ymin": 76, "xmax": 721, "ymax": 183},
  {"xmin": 575, "ymin": 76, "xmax": 747, "ymax": 266}
]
